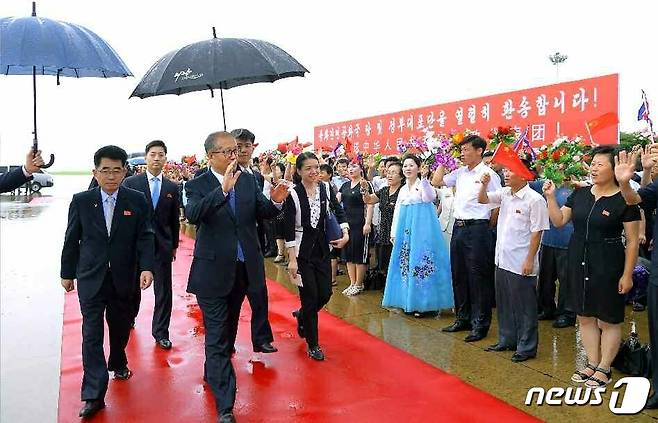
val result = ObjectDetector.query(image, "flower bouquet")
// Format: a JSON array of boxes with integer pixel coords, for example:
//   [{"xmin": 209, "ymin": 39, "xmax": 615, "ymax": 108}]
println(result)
[
  {"xmin": 397, "ymin": 130, "xmax": 460, "ymax": 172},
  {"xmin": 487, "ymin": 126, "xmax": 517, "ymax": 151},
  {"xmin": 534, "ymin": 136, "xmax": 591, "ymax": 184}
]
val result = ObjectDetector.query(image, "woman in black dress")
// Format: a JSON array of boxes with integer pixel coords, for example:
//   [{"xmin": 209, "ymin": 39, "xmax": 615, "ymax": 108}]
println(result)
[
  {"xmin": 337, "ymin": 162, "xmax": 374, "ymax": 296},
  {"xmin": 543, "ymin": 146, "xmax": 640, "ymax": 387},
  {"xmin": 363, "ymin": 161, "xmax": 403, "ymax": 277}
]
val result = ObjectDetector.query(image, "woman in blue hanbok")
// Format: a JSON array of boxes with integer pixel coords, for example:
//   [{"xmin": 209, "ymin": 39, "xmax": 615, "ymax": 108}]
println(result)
[{"xmin": 382, "ymin": 155, "xmax": 453, "ymax": 316}]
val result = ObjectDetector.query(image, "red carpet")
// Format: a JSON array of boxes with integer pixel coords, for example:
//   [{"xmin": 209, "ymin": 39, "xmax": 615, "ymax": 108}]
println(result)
[{"xmin": 58, "ymin": 235, "xmax": 539, "ymax": 422}]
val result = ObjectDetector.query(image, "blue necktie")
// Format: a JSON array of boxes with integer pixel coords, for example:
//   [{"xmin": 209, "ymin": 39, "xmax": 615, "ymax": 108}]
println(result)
[
  {"xmin": 151, "ymin": 177, "xmax": 160, "ymax": 209},
  {"xmin": 228, "ymin": 188, "xmax": 245, "ymax": 262}
]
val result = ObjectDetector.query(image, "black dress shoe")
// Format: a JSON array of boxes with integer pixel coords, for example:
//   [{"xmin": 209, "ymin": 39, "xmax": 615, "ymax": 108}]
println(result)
[
  {"xmin": 79, "ymin": 400, "xmax": 105, "ymax": 418},
  {"xmin": 511, "ymin": 353, "xmax": 535, "ymax": 362},
  {"xmin": 633, "ymin": 303, "xmax": 646, "ymax": 312},
  {"xmin": 264, "ymin": 250, "xmax": 277, "ymax": 258},
  {"xmin": 253, "ymin": 342, "xmax": 278, "ymax": 353},
  {"xmin": 292, "ymin": 310, "xmax": 305, "ymax": 338},
  {"xmin": 537, "ymin": 311, "xmax": 555, "ymax": 321},
  {"xmin": 645, "ymin": 393, "xmax": 658, "ymax": 409},
  {"xmin": 114, "ymin": 368, "xmax": 132, "ymax": 380},
  {"xmin": 218, "ymin": 411, "xmax": 237, "ymax": 423},
  {"xmin": 552, "ymin": 318, "xmax": 575, "ymax": 328},
  {"xmin": 485, "ymin": 343, "xmax": 514, "ymax": 352},
  {"xmin": 157, "ymin": 338, "xmax": 173, "ymax": 350},
  {"xmin": 308, "ymin": 346, "xmax": 325, "ymax": 361},
  {"xmin": 464, "ymin": 331, "xmax": 487, "ymax": 342},
  {"xmin": 441, "ymin": 321, "xmax": 472, "ymax": 333}
]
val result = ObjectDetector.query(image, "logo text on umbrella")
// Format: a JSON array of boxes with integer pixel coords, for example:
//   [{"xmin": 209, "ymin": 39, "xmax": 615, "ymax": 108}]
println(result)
[{"xmin": 174, "ymin": 68, "xmax": 204, "ymax": 82}]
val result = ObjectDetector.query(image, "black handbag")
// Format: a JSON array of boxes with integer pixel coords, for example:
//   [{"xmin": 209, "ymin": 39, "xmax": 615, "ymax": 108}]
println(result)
[
  {"xmin": 612, "ymin": 322, "xmax": 652, "ymax": 378},
  {"xmin": 363, "ymin": 269, "xmax": 386, "ymax": 290}
]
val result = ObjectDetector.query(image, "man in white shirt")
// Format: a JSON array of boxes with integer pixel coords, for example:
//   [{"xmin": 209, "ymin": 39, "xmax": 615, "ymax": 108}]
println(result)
[
  {"xmin": 478, "ymin": 162, "xmax": 549, "ymax": 362},
  {"xmin": 432, "ymin": 135, "xmax": 501, "ymax": 342}
]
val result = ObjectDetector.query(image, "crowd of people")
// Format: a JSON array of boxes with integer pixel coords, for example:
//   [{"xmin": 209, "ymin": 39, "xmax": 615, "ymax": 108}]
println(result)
[{"xmin": 58, "ymin": 128, "xmax": 658, "ymax": 422}]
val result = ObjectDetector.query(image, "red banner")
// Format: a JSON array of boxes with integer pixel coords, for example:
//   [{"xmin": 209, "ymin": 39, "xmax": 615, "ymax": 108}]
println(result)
[{"xmin": 314, "ymin": 74, "xmax": 619, "ymax": 154}]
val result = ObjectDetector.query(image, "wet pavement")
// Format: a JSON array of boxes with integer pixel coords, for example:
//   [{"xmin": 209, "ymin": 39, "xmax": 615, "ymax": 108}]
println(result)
[{"xmin": 1, "ymin": 175, "xmax": 656, "ymax": 422}]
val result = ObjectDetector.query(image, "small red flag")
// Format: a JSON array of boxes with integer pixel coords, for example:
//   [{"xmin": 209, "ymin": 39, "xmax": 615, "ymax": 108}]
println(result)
[
  {"xmin": 492, "ymin": 143, "xmax": 535, "ymax": 181},
  {"xmin": 586, "ymin": 112, "xmax": 619, "ymax": 135},
  {"xmin": 344, "ymin": 137, "xmax": 353, "ymax": 155}
]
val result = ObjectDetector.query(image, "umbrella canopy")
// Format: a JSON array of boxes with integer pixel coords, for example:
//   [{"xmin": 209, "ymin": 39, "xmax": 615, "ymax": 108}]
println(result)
[
  {"xmin": 130, "ymin": 29, "xmax": 308, "ymax": 130},
  {"xmin": 131, "ymin": 36, "xmax": 308, "ymax": 98},
  {"xmin": 0, "ymin": 2, "xmax": 132, "ymax": 168},
  {"xmin": 0, "ymin": 11, "xmax": 132, "ymax": 78}
]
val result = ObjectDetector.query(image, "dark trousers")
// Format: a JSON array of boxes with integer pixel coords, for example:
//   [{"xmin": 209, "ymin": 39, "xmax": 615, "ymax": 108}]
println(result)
[
  {"xmin": 245, "ymin": 283, "xmax": 274, "ymax": 347},
  {"xmin": 197, "ymin": 263, "xmax": 248, "ymax": 414},
  {"xmin": 297, "ymin": 244, "xmax": 333, "ymax": 348},
  {"xmin": 79, "ymin": 271, "xmax": 132, "ymax": 401},
  {"xmin": 263, "ymin": 219, "xmax": 276, "ymax": 254},
  {"xmin": 377, "ymin": 243, "xmax": 393, "ymax": 275},
  {"xmin": 495, "ymin": 267, "xmax": 538, "ymax": 356},
  {"xmin": 648, "ymin": 284, "xmax": 658, "ymax": 390},
  {"xmin": 131, "ymin": 255, "xmax": 174, "ymax": 340},
  {"xmin": 450, "ymin": 222, "xmax": 495, "ymax": 331},
  {"xmin": 537, "ymin": 245, "xmax": 575, "ymax": 320}
]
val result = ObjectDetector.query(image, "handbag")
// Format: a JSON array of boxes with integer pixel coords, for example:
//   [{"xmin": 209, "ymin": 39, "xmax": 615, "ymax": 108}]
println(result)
[
  {"xmin": 612, "ymin": 322, "xmax": 652, "ymax": 378},
  {"xmin": 323, "ymin": 182, "xmax": 343, "ymax": 244},
  {"xmin": 325, "ymin": 211, "xmax": 343, "ymax": 244}
]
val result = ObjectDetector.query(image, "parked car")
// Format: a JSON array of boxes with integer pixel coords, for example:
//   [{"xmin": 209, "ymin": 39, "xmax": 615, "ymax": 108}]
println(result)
[{"xmin": 30, "ymin": 170, "xmax": 54, "ymax": 192}]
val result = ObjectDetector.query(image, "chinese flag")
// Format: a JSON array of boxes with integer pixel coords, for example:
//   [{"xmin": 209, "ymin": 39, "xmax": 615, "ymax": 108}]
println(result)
[
  {"xmin": 492, "ymin": 143, "xmax": 535, "ymax": 181},
  {"xmin": 586, "ymin": 112, "xmax": 619, "ymax": 135}
]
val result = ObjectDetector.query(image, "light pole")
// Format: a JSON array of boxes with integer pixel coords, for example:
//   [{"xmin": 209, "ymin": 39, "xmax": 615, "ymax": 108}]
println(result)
[{"xmin": 549, "ymin": 52, "xmax": 568, "ymax": 82}]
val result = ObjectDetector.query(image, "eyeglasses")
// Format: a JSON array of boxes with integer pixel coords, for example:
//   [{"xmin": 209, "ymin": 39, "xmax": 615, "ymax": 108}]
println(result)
[
  {"xmin": 210, "ymin": 149, "xmax": 238, "ymax": 157},
  {"xmin": 97, "ymin": 168, "xmax": 125, "ymax": 176}
]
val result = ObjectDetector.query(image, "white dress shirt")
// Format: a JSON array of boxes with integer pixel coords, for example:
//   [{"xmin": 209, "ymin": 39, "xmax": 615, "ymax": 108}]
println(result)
[
  {"xmin": 444, "ymin": 162, "xmax": 502, "ymax": 220},
  {"xmin": 487, "ymin": 185, "xmax": 550, "ymax": 276},
  {"xmin": 390, "ymin": 178, "xmax": 436, "ymax": 239}
]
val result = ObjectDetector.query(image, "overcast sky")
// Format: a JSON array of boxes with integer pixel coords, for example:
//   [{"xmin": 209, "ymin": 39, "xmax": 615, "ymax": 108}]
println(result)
[{"xmin": 1, "ymin": 0, "xmax": 656, "ymax": 170}]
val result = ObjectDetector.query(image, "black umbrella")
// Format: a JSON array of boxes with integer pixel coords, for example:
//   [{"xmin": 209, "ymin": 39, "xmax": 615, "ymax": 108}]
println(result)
[{"xmin": 130, "ymin": 28, "xmax": 308, "ymax": 129}]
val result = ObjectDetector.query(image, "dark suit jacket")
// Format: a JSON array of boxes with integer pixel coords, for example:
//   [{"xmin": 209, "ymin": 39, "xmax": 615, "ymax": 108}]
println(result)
[
  {"xmin": 60, "ymin": 186, "xmax": 155, "ymax": 301},
  {"xmin": 185, "ymin": 170, "xmax": 281, "ymax": 297},
  {"xmin": 123, "ymin": 173, "xmax": 180, "ymax": 259},
  {"xmin": 0, "ymin": 168, "xmax": 30, "ymax": 193}
]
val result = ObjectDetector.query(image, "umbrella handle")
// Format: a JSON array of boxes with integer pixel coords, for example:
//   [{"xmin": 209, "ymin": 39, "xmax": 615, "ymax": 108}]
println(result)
[
  {"xmin": 32, "ymin": 137, "xmax": 55, "ymax": 168},
  {"xmin": 41, "ymin": 153, "xmax": 55, "ymax": 169}
]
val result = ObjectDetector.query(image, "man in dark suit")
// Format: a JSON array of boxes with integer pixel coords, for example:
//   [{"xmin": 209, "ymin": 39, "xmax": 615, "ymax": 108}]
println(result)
[
  {"xmin": 123, "ymin": 140, "xmax": 180, "ymax": 349},
  {"xmin": 60, "ymin": 145, "xmax": 154, "ymax": 419},
  {"xmin": 230, "ymin": 128, "xmax": 277, "ymax": 355},
  {"xmin": 0, "ymin": 149, "xmax": 44, "ymax": 193},
  {"xmin": 185, "ymin": 131, "xmax": 289, "ymax": 423}
]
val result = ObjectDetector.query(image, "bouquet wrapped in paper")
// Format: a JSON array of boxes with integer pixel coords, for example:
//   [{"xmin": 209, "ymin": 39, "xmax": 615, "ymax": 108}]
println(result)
[{"xmin": 535, "ymin": 136, "xmax": 591, "ymax": 184}]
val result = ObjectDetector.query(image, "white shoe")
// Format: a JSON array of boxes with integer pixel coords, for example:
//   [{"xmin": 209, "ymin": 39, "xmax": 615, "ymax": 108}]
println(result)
[
  {"xmin": 342, "ymin": 284, "xmax": 355, "ymax": 294},
  {"xmin": 346, "ymin": 285, "xmax": 364, "ymax": 296}
]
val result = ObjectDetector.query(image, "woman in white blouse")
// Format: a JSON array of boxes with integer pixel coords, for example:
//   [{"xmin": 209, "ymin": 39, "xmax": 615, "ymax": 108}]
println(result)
[
  {"xmin": 284, "ymin": 152, "xmax": 349, "ymax": 361},
  {"xmin": 383, "ymin": 155, "xmax": 454, "ymax": 317}
]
